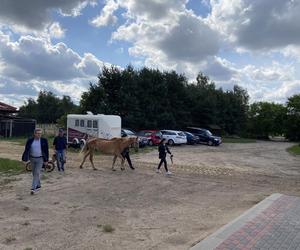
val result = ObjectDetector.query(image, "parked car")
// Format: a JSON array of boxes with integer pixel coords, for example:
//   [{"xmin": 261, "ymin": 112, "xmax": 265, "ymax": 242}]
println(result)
[
  {"xmin": 137, "ymin": 130, "xmax": 163, "ymax": 146},
  {"xmin": 186, "ymin": 127, "xmax": 222, "ymax": 146},
  {"xmin": 160, "ymin": 130, "xmax": 187, "ymax": 145},
  {"xmin": 183, "ymin": 131, "xmax": 199, "ymax": 145},
  {"xmin": 121, "ymin": 128, "xmax": 148, "ymax": 148}
]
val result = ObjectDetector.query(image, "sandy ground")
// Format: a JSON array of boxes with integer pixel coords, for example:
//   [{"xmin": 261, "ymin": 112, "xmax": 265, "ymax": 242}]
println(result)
[{"xmin": 0, "ymin": 140, "xmax": 300, "ymax": 250}]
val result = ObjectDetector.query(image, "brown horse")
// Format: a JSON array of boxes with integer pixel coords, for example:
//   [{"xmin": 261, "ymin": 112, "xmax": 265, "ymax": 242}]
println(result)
[{"xmin": 79, "ymin": 136, "xmax": 138, "ymax": 171}]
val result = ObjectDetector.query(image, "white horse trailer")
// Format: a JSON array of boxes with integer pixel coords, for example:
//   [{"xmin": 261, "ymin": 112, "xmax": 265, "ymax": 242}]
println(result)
[{"xmin": 67, "ymin": 113, "xmax": 121, "ymax": 147}]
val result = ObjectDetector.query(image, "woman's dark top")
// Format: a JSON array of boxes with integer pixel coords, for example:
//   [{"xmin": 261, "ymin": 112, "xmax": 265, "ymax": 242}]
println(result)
[{"xmin": 158, "ymin": 144, "xmax": 171, "ymax": 159}]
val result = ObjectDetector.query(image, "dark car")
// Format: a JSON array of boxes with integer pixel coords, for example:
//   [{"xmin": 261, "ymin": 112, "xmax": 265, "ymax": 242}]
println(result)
[
  {"xmin": 186, "ymin": 127, "xmax": 222, "ymax": 146},
  {"xmin": 121, "ymin": 129, "xmax": 148, "ymax": 148},
  {"xmin": 183, "ymin": 131, "xmax": 199, "ymax": 145}
]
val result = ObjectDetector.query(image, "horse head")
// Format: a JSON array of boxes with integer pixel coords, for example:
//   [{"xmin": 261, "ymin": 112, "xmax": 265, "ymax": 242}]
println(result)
[{"xmin": 128, "ymin": 136, "xmax": 139, "ymax": 152}]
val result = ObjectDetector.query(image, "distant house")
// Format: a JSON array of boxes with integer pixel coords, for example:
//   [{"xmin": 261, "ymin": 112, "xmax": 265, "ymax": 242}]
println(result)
[{"xmin": 0, "ymin": 102, "xmax": 36, "ymax": 138}]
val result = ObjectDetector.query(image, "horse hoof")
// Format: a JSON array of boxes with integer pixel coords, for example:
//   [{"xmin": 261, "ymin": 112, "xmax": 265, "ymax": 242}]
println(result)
[
  {"xmin": 112, "ymin": 169, "xmax": 116, "ymax": 171},
  {"xmin": 79, "ymin": 166, "xmax": 83, "ymax": 169},
  {"xmin": 121, "ymin": 168, "xmax": 125, "ymax": 171},
  {"xmin": 93, "ymin": 168, "xmax": 98, "ymax": 171}
]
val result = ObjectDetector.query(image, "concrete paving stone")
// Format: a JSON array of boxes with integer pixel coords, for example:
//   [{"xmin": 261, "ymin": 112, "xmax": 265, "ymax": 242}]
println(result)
[{"xmin": 191, "ymin": 194, "xmax": 300, "ymax": 250}]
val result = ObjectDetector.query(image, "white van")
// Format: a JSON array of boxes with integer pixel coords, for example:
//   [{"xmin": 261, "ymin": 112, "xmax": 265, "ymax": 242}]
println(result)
[{"xmin": 67, "ymin": 112, "xmax": 121, "ymax": 147}]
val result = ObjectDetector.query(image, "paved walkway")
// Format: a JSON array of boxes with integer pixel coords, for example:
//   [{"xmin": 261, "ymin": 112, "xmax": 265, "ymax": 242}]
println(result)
[{"xmin": 191, "ymin": 193, "xmax": 300, "ymax": 250}]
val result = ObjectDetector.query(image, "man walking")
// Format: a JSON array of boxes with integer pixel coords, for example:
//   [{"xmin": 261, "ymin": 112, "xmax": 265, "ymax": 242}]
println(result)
[
  {"xmin": 53, "ymin": 128, "xmax": 67, "ymax": 172},
  {"xmin": 22, "ymin": 128, "xmax": 49, "ymax": 195}
]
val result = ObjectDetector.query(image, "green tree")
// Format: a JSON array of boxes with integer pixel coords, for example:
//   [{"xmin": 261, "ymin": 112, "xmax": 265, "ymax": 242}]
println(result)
[
  {"xmin": 19, "ymin": 91, "xmax": 77, "ymax": 124},
  {"xmin": 80, "ymin": 66, "xmax": 250, "ymax": 134},
  {"xmin": 247, "ymin": 102, "xmax": 286, "ymax": 138},
  {"xmin": 286, "ymin": 94, "xmax": 300, "ymax": 141}
]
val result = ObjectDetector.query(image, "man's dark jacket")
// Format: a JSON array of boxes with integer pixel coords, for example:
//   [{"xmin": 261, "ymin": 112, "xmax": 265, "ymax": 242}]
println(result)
[{"xmin": 22, "ymin": 138, "xmax": 49, "ymax": 162}]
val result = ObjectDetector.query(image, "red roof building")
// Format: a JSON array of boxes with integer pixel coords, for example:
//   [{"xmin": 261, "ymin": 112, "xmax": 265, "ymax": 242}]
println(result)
[
  {"xmin": 0, "ymin": 102, "xmax": 18, "ymax": 113},
  {"xmin": 0, "ymin": 102, "xmax": 35, "ymax": 137}
]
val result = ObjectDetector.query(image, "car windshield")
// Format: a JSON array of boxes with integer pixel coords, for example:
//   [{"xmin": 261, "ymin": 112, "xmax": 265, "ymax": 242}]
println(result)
[
  {"xmin": 205, "ymin": 130, "xmax": 212, "ymax": 136},
  {"xmin": 123, "ymin": 129, "xmax": 135, "ymax": 135},
  {"xmin": 178, "ymin": 132, "xmax": 185, "ymax": 136}
]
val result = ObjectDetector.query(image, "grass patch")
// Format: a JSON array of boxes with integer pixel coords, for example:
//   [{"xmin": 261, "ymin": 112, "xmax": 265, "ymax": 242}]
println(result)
[
  {"xmin": 222, "ymin": 137, "xmax": 257, "ymax": 143},
  {"xmin": 0, "ymin": 158, "xmax": 25, "ymax": 175},
  {"xmin": 102, "ymin": 224, "xmax": 115, "ymax": 233},
  {"xmin": 287, "ymin": 144, "xmax": 300, "ymax": 155}
]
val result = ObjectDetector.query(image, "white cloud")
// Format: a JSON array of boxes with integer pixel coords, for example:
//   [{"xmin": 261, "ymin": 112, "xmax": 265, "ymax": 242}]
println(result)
[
  {"xmin": 111, "ymin": 0, "xmax": 220, "ymax": 80},
  {"xmin": 49, "ymin": 22, "xmax": 66, "ymax": 39},
  {"xmin": 120, "ymin": 0, "xmax": 187, "ymax": 21},
  {"xmin": 263, "ymin": 81, "xmax": 300, "ymax": 103},
  {"xmin": 0, "ymin": 31, "xmax": 109, "ymax": 106},
  {"xmin": 0, "ymin": 32, "xmax": 110, "ymax": 81},
  {"xmin": 242, "ymin": 63, "xmax": 294, "ymax": 82},
  {"xmin": 90, "ymin": 0, "xmax": 119, "ymax": 27},
  {"xmin": 220, "ymin": 62, "xmax": 298, "ymax": 103},
  {"xmin": 208, "ymin": 0, "xmax": 300, "ymax": 51}
]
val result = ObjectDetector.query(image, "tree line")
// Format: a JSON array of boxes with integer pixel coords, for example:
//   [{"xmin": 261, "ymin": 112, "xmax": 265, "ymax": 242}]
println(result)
[{"xmin": 18, "ymin": 66, "xmax": 300, "ymax": 140}]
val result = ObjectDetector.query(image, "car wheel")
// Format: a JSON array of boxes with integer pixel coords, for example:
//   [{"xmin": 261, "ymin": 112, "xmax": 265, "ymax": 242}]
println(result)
[
  {"xmin": 208, "ymin": 140, "xmax": 213, "ymax": 146},
  {"xmin": 148, "ymin": 140, "xmax": 153, "ymax": 146},
  {"xmin": 168, "ymin": 139, "xmax": 174, "ymax": 146}
]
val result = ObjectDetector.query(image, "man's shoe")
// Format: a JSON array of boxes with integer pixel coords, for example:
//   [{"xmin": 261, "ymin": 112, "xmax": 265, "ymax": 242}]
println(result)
[
  {"xmin": 166, "ymin": 171, "xmax": 172, "ymax": 175},
  {"xmin": 30, "ymin": 189, "xmax": 35, "ymax": 195},
  {"xmin": 130, "ymin": 166, "xmax": 135, "ymax": 170},
  {"xmin": 156, "ymin": 169, "xmax": 161, "ymax": 173},
  {"xmin": 36, "ymin": 186, "xmax": 41, "ymax": 191}
]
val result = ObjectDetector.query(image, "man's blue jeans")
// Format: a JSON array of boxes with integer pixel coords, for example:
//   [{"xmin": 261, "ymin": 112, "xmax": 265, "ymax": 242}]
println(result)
[
  {"xmin": 56, "ymin": 150, "xmax": 66, "ymax": 171},
  {"xmin": 30, "ymin": 157, "xmax": 43, "ymax": 190}
]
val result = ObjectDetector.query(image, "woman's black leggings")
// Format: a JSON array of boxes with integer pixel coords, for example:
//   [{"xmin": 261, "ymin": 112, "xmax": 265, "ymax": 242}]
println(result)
[
  {"xmin": 158, "ymin": 158, "xmax": 168, "ymax": 172},
  {"xmin": 123, "ymin": 152, "xmax": 134, "ymax": 169}
]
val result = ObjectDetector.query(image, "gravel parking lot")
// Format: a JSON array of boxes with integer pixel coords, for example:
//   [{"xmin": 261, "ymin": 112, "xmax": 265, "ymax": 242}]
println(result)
[{"xmin": 0, "ymin": 140, "xmax": 300, "ymax": 250}]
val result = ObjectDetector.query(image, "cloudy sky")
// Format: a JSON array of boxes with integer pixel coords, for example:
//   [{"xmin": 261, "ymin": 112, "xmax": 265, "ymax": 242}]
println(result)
[{"xmin": 1, "ymin": 0, "xmax": 300, "ymax": 107}]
